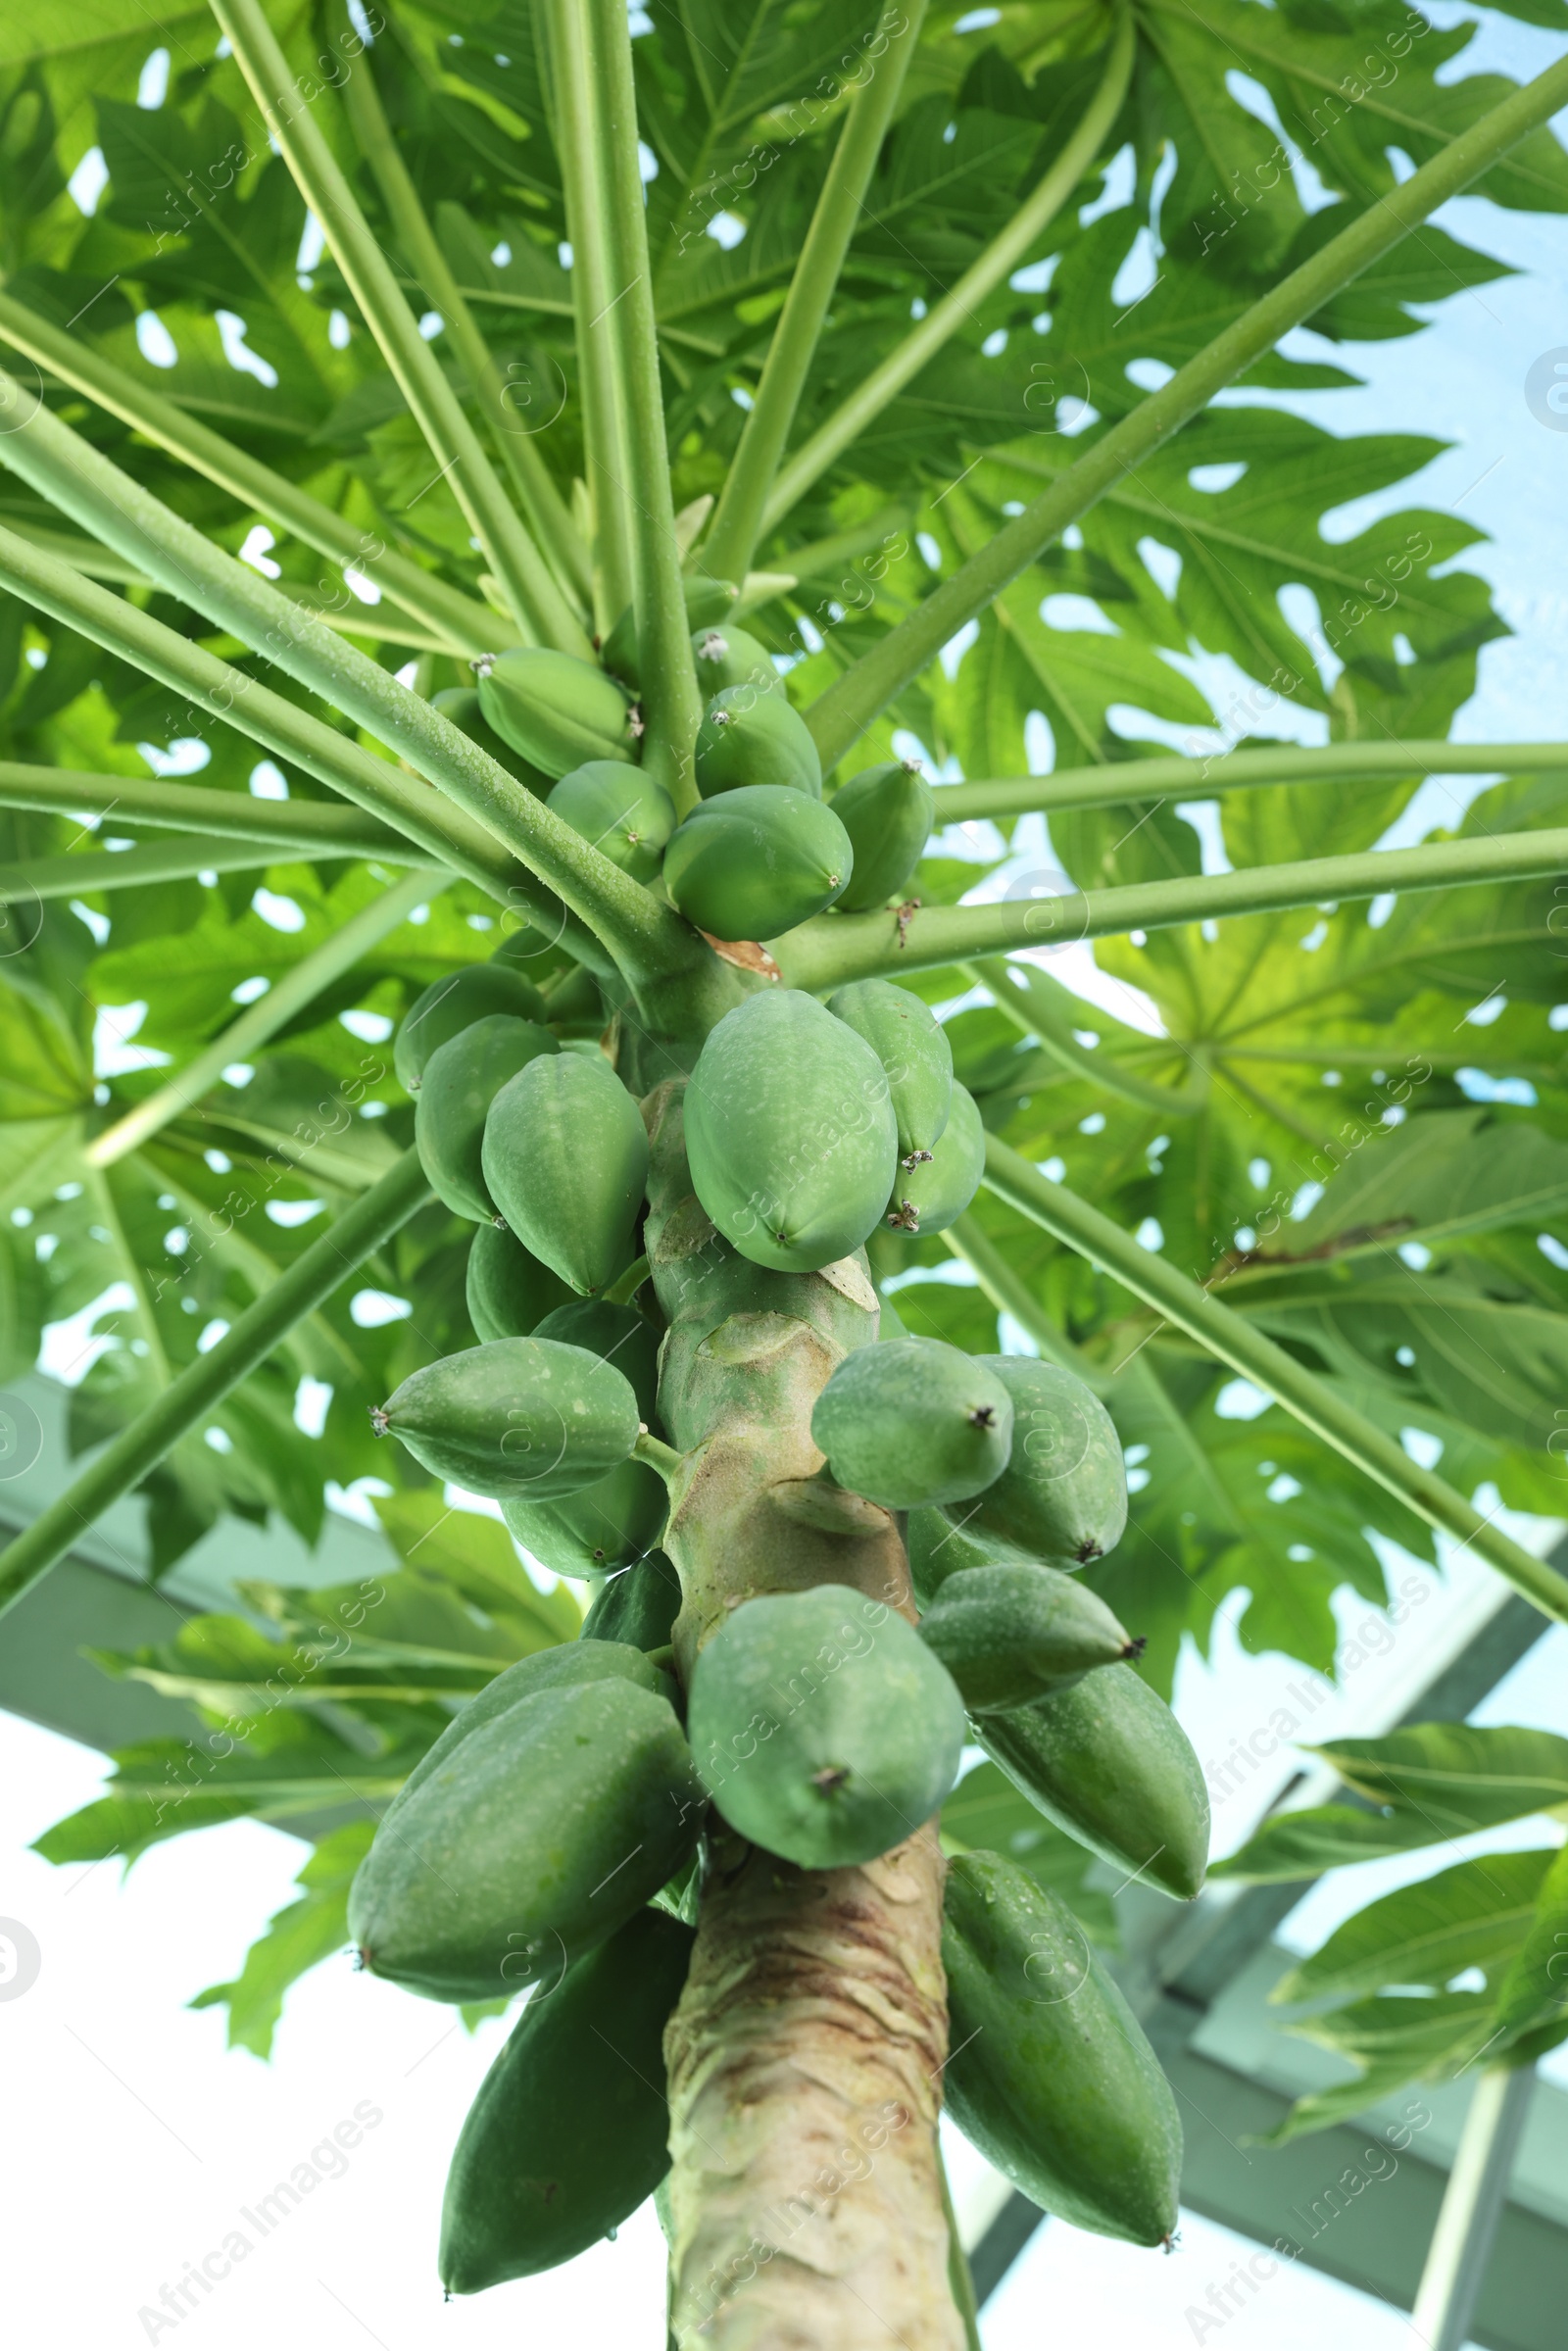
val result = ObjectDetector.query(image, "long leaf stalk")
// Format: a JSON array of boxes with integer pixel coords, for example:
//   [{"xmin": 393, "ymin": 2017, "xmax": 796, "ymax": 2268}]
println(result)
[
  {"xmin": 942, "ymin": 1211, "xmax": 1105, "ymax": 1386},
  {"xmin": 542, "ymin": 0, "xmax": 638, "ymax": 627},
  {"xmin": 0, "ymin": 518, "xmax": 600, "ymax": 948},
  {"xmin": 701, "ymin": 0, "xmax": 928, "ymax": 586},
  {"xmin": 210, "ymin": 0, "xmax": 588, "ymax": 656},
  {"xmin": 0, "ymin": 762, "xmax": 414, "ymax": 858},
  {"xmin": 934, "ymin": 739, "xmax": 1568, "ymax": 824},
  {"xmin": 806, "ymin": 50, "xmax": 1568, "ymax": 768},
  {"xmin": 336, "ymin": 18, "xmax": 592, "ymax": 610},
  {"xmin": 0, "ymin": 405, "xmax": 697, "ymax": 987},
  {"xmin": 775, "ymin": 825, "xmax": 1568, "ymax": 992},
  {"xmin": 0, "ymin": 1151, "xmax": 432, "ymax": 1622},
  {"xmin": 85, "ymin": 869, "xmax": 446, "ymax": 1169},
  {"xmin": 981, "ymin": 1136, "xmax": 1568, "ymax": 1626},
  {"xmin": 967, "ymin": 955, "xmax": 1204, "ymax": 1115},
  {"xmin": 1, "ymin": 835, "xmax": 358, "ymax": 906},
  {"xmin": 589, "ymin": 0, "xmax": 707, "ymax": 808},
  {"xmin": 759, "ymin": 11, "xmax": 1135, "ymax": 544},
  {"xmin": 0, "ymin": 290, "xmax": 512, "ymax": 657}
]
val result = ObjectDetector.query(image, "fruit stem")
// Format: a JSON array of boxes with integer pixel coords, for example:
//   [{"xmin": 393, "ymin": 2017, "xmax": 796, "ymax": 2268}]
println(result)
[
  {"xmin": 606, "ymin": 1253, "xmax": 652, "ymax": 1303},
  {"xmin": 634, "ymin": 1429, "xmax": 686, "ymax": 1483}
]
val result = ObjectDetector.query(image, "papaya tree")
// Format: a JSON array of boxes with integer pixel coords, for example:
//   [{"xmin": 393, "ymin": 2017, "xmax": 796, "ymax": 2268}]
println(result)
[{"xmin": 3, "ymin": 0, "xmax": 1568, "ymax": 2342}]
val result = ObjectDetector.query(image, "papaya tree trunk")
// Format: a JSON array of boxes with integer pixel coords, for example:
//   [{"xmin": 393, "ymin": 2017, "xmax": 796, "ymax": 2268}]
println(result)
[{"xmin": 641, "ymin": 1077, "xmax": 962, "ymax": 2350}]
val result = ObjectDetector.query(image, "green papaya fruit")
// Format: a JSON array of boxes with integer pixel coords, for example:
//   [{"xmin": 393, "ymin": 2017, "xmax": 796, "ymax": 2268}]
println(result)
[
  {"xmin": 466, "ymin": 1222, "xmax": 573, "ymax": 1342},
  {"xmin": 416, "ymin": 1015, "xmax": 559, "ymax": 1223},
  {"xmin": 978, "ymin": 1662, "xmax": 1209, "ymax": 1900},
  {"xmin": 533, "ymin": 1298, "xmax": 662, "ymax": 1423},
  {"xmin": 581, "ymin": 1550, "xmax": 682, "ymax": 1648},
  {"xmin": 663, "ymin": 785, "xmax": 853, "ymax": 942},
  {"xmin": 397, "ymin": 1640, "xmax": 662, "ymax": 1810},
  {"xmin": 884, "ymin": 1081, "xmax": 984, "ymax": 1236},
  {"xmin": 372, "ymin": 1336, "xmax": 641, "ymax": 1499},
  {"xmin": 477, "ymin": 648, "xmax": 636, "ymax": 778},
  {"xmin": 943, "ymin": 1851, "xmax": 1182, "ymax": 2244},
  {"xmin": 482, "ymin": 1051, "xmax": 650, "ymax": 1296},
  {"xmin": 439, "ymin": 1905, "xmax": 695, "ymax": 2289},
  {"xmin": 684, "ymin": 990, "xmax": 899, "ymax": 1273},
  {"xmin": 906, "ymin": 1503, "xmax": 1004, "ymax": 1604},
  {"xmin": 956, "ymin": 1355, "xmax": 1126, "ymax": 1564},
  {"xmin": 395, "ymin": 962, "xmax": 549, "ymax": 1094},
  {"xmin": 546, "ymin": 760, "xmax": 675, "ymax": 884},
  {"xmin": 602, "ymin": 575, "xmax": 738, "ymax": 688},
  {"xmin": 688, "ymin": 1586, "xmax": 965, "ymax": 1869},
  {"xmin": 503, "ymin": 1455, "xmax": 666, "ymax": 1578},
  {"xmin": 811, "ymin": 1338, "xmax": 1013, "ymax": 1509},
  {"xmin": 694, "ymin": 683, "xmax": 822, "ymax": 799},
  {"xmin": 432, "ymin": 685, "xmax": 552, "ymax": 795},
  {"xmin": 349, "ymin": 1675, "xmax": 702, "ymax": 2001},
  {"xmin": 827, "ymin": 979, "xmax": 953, "ymax": 1162},
  {"xmin": 829, "ymin": 759, "xmax": 935, "ymax": 911},
  {"xmin": 917, "ymin": 1561, "xmax": 1134, "ymax": 1710},
  {"xmin": 691, "ymin": 623, "xmax": 778, "ymax": 696}
]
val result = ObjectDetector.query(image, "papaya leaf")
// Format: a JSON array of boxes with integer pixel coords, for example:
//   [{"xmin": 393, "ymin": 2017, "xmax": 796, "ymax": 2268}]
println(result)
[
  {"xmin": 1312, "ymin": 1724, "xmax": 1568, "ymax": 1834},
  {"xmin": 1494, "ymin": 1842, "xmax": 1568, "ymax": 2038},
  {"xmin": 1269, "ymin": 1851, "xmax": 1557, "ymax": 2008},
  {"xmin": 1211, "ymin": 1803, "xmax": 1460, "ymax": 1886},
  {"xmin": 189, "ymin": 1820, "xmax": 374, "ymax": 2059}
]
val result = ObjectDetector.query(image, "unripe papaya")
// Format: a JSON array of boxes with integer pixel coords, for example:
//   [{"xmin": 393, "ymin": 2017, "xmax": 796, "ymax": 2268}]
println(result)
[
  {"xmin": 978, "ymin": 1662, "xmax": 1209, "ymax": 1900},
  {"xmin": 694, "ymin": 683, "xmax": 822, "ymax": 799},
  {"xmin": 956, "ymin": 1355, "xmax": 1127, "ymax": 1564},
  {"xmin": 581, "ymin": 1549, "xmax": 682, "ymax": 1648},
  {"xmin": 533, "ymin": 1298, "xmax": 662, "ymax": 1423},
  {"xmin": 372, "ymin": 1336, "xmax": 641, "ymax": 1499},
  {"xmin": 477, "ymin": 648, "xmax": 636, "ymax": 778},
  {"xmin": 503, "ymin": 1454, "xmax": 666, "ymax": 1578},
  {"xmin": 917, "ymin": 1561, "xmax": 1134, "ymax": 1710},
  {"xmin": 943, "ymin": 1851, "xmax": 1182, "ymax": 2244},
  {"xmin": 416, "ymin": 1015, "xmax": 559, "ymax": 1223},
  {"xmin": 692, "ymin": 623, "xmax": 778, "ymax": 696},
  {"xmin": 348, "ymin": 1675, "xmax": 702, "ymax": 2001},
  {"xmin": 884, "ymin": 1081, "xmax": 983, "ymax": 1236},
  {"xmin": 439, "ymin": 1905, "xmax": 695, "ymax": 2289},
  {"xmin": 547, "ymin": 760, "xmax": 675, "ymax": 884},
  {"xmin": 395, "ymin": 963, "xmax": 548, "ymax": 1094},
  {"xmin": 663, "ymin": 785, "xmax": 852, "ymax": 942},
  {"xmin": 827, "ymin": 979, "xmax": 953, "ymax": 1161},
  {"xmin": 432, "ymin": 685, "xmax": 552, "ymax": 795},
  {"xmin": 688, "ymin": 1587, "xmax": 965, "ymax": 1869},
  {"xmin": 684, "ymin": 990, "xmax": 898, "ymax": 1273},
  {"xmin": 602, "ymin": 575, "xmax": 738, "ymax": 688},
  {"xmin": 830, "ymin": 759, "xmax": 935, "ymax": 911},
  {"xmin": 906, "ymin": 1503, "xmax": 1005, "ymax": 1605},
  {"xmin": 466, "ymin": 1222, "xmax": 573, "ymax": 1342},
  {"xmin": 482, "ymin": 1052, "xmax": 650, "ymax": 1296},
  {"xmin": 398, "ymin": 1640, "xmax": 663, "ymax": 1810},
  {"xmin": 811, "ymin": 1338, "xmax": 1012, "ymax": 1509}
]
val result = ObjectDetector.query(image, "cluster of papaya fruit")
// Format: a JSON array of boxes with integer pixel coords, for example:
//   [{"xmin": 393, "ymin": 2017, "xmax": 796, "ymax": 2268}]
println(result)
[
  {"xmin": 443, "ymin": 576, "xmax": 934, "ymax": 944},
  {"xmin": 350, "ymin": 767, "xmax": 1208, "ymax": 2297}
]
